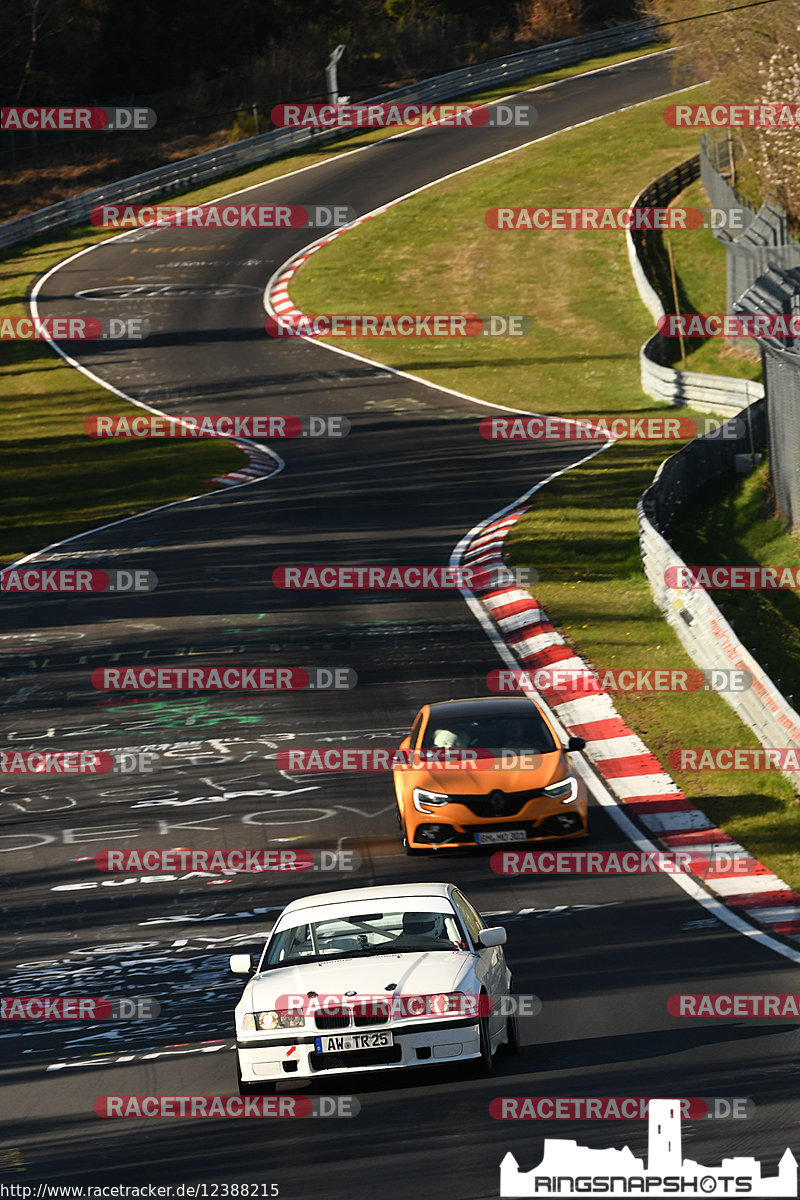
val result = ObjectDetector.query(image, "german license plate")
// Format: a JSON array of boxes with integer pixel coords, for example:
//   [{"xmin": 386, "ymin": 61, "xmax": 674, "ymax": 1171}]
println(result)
[
  {"xmin": 475, "ymin": 829, "xmax": 527, "ymax": 844},
  {"xmin": 315, "ymin": 1031, "xmax": 394, "ymax": 1053}
]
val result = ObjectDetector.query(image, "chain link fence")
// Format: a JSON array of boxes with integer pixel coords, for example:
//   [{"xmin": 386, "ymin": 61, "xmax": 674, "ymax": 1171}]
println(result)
[
  {"xmin": 734, "ymin": 266, "xmax": 800, "ymax": 527},
  {"xmin": 701, "ymin": 133, "xmax": 800, "ymax": 530},
  {"xmin": 627, "ymin": 155, "xmax": 764, "ymax": 415},
  {"xmin": 700, "ymin": 133, "xmax": 800, "ymax": 314}
]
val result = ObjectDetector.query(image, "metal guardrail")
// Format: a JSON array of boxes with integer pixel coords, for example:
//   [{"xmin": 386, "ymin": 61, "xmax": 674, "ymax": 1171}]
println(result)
[
  {"xmin": 632, "ymin": 158, "xmax": 800, "ymax": 786},
  {"xmin": 640, "ymin": 402, "xmax": 765, "ymax": 530},
  {"xmin": 0, "ymin": 19, "xmax": 661, "ymax": 251},
  {"xmin": 626, "ymin": 155, "xmax": 765, "ymax": 416},
  {"xmin": 638, "ymin": 427, "xmax": 800, "ymax": 787}
]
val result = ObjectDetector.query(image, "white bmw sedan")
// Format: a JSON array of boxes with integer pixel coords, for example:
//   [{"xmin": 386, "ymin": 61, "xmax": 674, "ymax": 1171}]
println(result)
[{"xmin": 230, "ymin": 881, "xmax": 518, "ymax": 1092}]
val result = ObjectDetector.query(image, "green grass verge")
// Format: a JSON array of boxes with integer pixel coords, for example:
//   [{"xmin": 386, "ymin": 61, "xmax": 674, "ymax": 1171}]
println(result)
[
  {"xmin": 1, "ymin": 42, "xmax": 664, "ymax": 567},
  {"xmin": 0, "ymin": 232, "xmax": 247, "ymax": 565},
  {"xmin": 289, "ymin": 84, "xmax": 800, "ymax": 889},
  {"xmin": 649, "ymin": 176, "xmax": 761, "ymax": 380}
]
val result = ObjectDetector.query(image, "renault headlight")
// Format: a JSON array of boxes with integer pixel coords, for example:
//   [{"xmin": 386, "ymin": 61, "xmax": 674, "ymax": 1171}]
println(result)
[
  {"xmin": 413, "ymin": 787, "xmax": 450, "ymax": 813},
  {"xmin": 543, "ymin": 776, "xmax": 578, "ymax": 804}
]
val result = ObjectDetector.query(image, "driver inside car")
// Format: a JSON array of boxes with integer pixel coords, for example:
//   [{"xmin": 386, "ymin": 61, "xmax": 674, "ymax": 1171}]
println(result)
[{"xmin": 393, "ymin": 912, "xmax": 449, "ymax": 947}]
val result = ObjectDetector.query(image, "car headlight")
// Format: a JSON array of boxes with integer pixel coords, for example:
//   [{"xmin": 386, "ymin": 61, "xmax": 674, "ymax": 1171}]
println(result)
[
  {"xmin": 543, "ymin": 776, "xmax": 578, "ymax": 804},
  {"xmin": 401, "ymin": 993, "xmax": 483, "ymax": 1017},
  {"xmin": 413, "ymin": 787, "xmax": 449, "ymax": 813},
  {"xmin": 241, "ymin": 1010, "xmax": 305, "ymax": 1032},
  {"xmin": 426, "ymin": 992, "xmax": 470, "ymax": 1016}
]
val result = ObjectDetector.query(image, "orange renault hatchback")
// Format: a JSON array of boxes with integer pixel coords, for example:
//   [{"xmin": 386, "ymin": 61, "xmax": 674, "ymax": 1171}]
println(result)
[{"xmin": 393, "ymin": 696, "xmax": 588, "ymax": 853}]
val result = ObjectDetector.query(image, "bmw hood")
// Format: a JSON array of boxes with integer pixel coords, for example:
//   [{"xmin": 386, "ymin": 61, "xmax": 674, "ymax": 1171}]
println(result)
[{"xmin": 247, "ymin": 951, "xmax": 467, "ymax": 1008}]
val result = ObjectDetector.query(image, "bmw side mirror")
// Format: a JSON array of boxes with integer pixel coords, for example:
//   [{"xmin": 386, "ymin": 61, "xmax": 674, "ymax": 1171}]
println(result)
[
  {"xmin": 229, "ymin": 954, "xmax": 255, "ymax": 976},
  {"xmin": 478, "ymin": 927, "xmax": 507, "ymax": 948},
  {"xmin": 566, "ymin": 736, "xmax": 586, "ymax": 752}
]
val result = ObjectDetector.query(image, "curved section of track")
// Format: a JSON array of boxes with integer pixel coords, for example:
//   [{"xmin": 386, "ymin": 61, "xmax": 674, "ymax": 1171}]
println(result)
[{"xmin": 4, "ymin": 53, "xmax": 799, "ymax": 1194}]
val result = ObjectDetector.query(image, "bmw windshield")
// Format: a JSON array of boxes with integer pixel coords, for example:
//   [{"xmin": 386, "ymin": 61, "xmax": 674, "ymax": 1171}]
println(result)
[{"xmin": 262, "ymin": 909, "xmax": 467, "ymax": 968}]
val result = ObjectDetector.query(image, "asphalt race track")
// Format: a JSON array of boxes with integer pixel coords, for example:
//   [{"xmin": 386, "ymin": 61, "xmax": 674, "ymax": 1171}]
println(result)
[{"xmin": 3, "ymin": 51, "xmax": 800, "ymax": 1197}]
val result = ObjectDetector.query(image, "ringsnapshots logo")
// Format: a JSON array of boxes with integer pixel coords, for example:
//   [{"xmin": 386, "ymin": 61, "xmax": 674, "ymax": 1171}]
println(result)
[
  {"xmin": 1, "ymin": 567, "xmax": 157, "ymax": 593},
  {"xmin": 272, "ymin": 565, "xmax": 537, "ymax": 590},
  {"xmin": 90, "ymin": 666, "xmax": 356, "ymax": 692},
  {"xmin": 95, "ymin": 1095, "xmax": 359, "ymax": 1119},
  {"xmin": 498, "ymin": 1098, "xmax": 797, "ymax": 1197},
  {"xmin": 0, "ymin": 316, "xmax": 149, "ymax": 341},
  {"xmin": 486, "ymin": 206, "xmax": 748, "ymax": 233},
  {"xmin": 85, "ymin": 415, "xmax": 349, "ymax": 439},
  {"xmin": 94, "ymin": 848, "xmax": 360, "ymax": 873},
  {"xmin": 1, "ymin": 107, "xmax": 156, "ymax": 131},
  {"xmin": 265, "ymin": 314, "xmax": 530, "ymax": 337},
  {"xmin": 271, "ymin": 102, "xmax": 536, "ymax": 129},
  {"xmin": 487, "ymin": 667, "xmax": 753, "ymax": 695},
  {"xmin": 479, "ymin": 415, "xmax": 742, "ymax": 441},
  {"xmin": 89, "ymin": 204, "xmax": 355, "ymax": 229}
]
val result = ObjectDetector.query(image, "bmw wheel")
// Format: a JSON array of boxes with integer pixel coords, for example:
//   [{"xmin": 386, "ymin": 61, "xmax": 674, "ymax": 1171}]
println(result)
[{"xmin": 476, "ymin": 1011, "xmax": 494, "ymax": 1076}]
